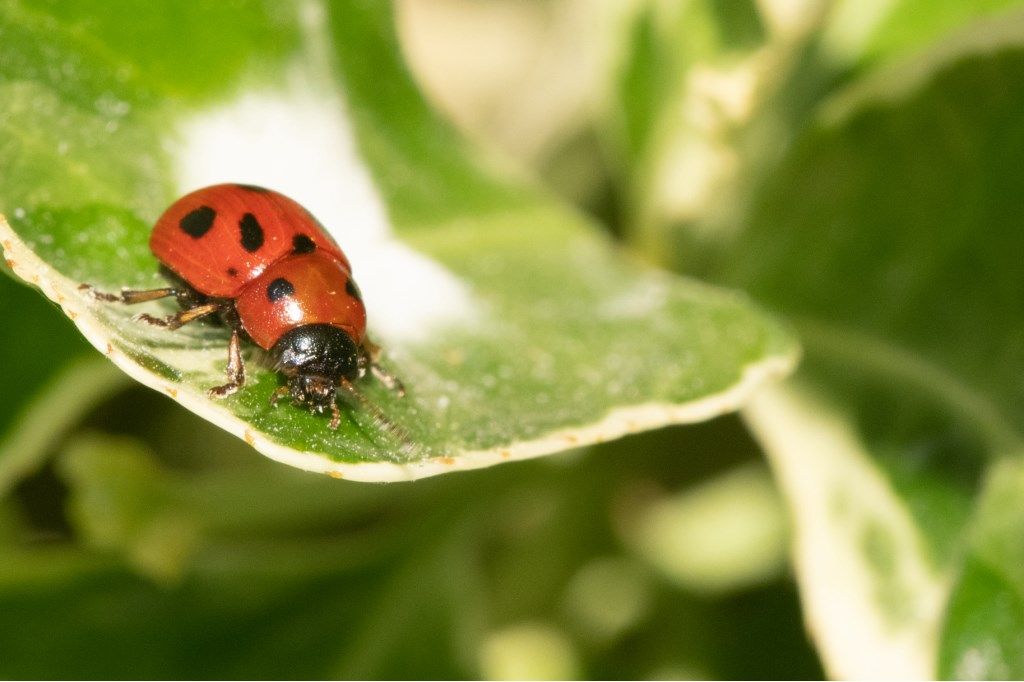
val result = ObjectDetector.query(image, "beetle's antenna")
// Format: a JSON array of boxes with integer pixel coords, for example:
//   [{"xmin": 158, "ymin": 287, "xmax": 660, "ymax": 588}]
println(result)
[{"xmin": 337, "ymin": 377, "xmax": 418, "ymax": 457}]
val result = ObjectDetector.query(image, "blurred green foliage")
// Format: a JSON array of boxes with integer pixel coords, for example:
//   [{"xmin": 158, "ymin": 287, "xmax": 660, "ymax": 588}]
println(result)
[
  {"xmin": 1, "ymin": 388, "xmax": 819, "ymax": 678},
  {"xmin": 0, "ymin": 274, "xmax": 90, "ymax": 436}
]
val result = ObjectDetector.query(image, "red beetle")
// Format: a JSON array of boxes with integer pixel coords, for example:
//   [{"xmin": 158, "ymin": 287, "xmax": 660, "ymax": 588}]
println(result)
[{"xmin": 82, "ymin": 183, "xmax": 404, "ymax": 430}]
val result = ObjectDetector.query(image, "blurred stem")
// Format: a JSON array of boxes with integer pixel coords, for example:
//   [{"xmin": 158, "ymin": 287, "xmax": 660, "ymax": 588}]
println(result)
[
  {"xmin": 797, "ymin": 318, "xmax": 1024, "ymax": 455},
  {"xmin": 605, "ymin": 2, "xmax": 689, "ymax": 260}
]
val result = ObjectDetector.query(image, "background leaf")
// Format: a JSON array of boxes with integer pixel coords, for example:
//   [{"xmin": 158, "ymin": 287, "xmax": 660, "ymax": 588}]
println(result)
[
  {"xmin": 825, "ymin": 0, "xmax": 1024, "ymax": 64},
  {"xmin": 0, "ymin": 272, "xmax": 128, "ymax": 494},
  {"xmin": 643, "ymin": 7, "xmax": 1024, "ymax": 678},
  {"xmin": 939, "ymin": 458, "xmax": 1024, "ymax": 679}
]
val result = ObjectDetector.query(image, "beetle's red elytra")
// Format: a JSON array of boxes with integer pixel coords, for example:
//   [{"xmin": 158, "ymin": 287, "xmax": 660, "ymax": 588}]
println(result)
[{"xmin": 81, "ymin": 183, "xmax": 405, "ymax": 431}]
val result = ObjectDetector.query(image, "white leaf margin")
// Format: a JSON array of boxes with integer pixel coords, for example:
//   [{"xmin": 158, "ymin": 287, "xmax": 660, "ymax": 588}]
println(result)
[
  {"xmin": 2, "ymin": 216, "xmax": 797, "ymax": 482},
  {"xmin": 745, "ymin": 381, "xmax": 949, "ymax": 680}
]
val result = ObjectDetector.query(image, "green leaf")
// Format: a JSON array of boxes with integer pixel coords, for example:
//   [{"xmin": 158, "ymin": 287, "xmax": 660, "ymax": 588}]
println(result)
[
  {"xmin": 0, "ymin": 0, "xmax": 795, "ymax": 480},
  {"xmin": 823, "ymin": 0, "xmax": 1024, "ymax": 65},
  {"xmin": 724, "ymin": 12, "xmax": 1024, "ymax": 455},
  {"xmin": 939, "ymin": 554, "xmax": 1024, "ymax": 680},
  {"xmin": 938, "ymin": 458, "xmax": 1024, "ymax": 678}
]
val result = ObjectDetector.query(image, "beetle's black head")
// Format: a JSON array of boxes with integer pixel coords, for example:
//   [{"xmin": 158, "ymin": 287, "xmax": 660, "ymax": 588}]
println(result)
[{"xmin": 271, "ymin": 324, "xmax": 360, "ymax": 411}]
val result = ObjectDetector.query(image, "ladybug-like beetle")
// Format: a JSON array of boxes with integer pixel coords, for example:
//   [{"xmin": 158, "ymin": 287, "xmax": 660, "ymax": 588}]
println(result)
[{"xmin": 82, "ymin": 183, "xmax": 404, "ymax": 430}]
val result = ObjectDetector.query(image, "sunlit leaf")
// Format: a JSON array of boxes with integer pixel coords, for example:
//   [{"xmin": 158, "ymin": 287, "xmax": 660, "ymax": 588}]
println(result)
[{"xmin": 0, "ymin": 0, "xmax": 795, "ymax": 480}]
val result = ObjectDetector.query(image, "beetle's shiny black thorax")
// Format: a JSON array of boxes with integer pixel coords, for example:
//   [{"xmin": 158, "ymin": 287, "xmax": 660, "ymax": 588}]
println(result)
[{"xmin": 271, "ymin": 323, "xmax": 360, "ymax": 380}]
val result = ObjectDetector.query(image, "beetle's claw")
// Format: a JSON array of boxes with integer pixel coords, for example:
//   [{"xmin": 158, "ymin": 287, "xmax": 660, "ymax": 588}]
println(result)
[
  {"xmin": 269, "ymin": 385, "xmax": 290, "ymax": 407},
  {"xmin": 208, "ymin": 382, "xmax": 241, "ymax": 399}
]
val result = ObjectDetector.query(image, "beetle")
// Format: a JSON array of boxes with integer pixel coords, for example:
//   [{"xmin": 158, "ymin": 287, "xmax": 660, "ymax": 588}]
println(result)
[{"xmin": 81, "ymin": 183, "xmax": 404, "ymax": 430}]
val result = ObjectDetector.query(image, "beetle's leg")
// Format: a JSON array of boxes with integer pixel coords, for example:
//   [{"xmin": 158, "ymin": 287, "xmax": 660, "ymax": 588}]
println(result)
[
  {"xmin": 337, "ymin": 377, "xmax": 417, "ymax": 455},
  {"xmin": 363, "ymin": 336, "xmax": 383, "ymax": 362},
  {"xmin": 269, "ymin": 385, "xmax": 291, "ymax": 407},
  {"xmin": 369, "ymin": 362, "xmax": 406, "ymax": 397},
  {"xmin": 134, "ymin": 302, "xmax": 220, "ymax": 330},
  {"xmin": 79, "ymin": 283, "xmax": 179, "ymax": 304},
  {"xmin": 329, "ymin": 402, "xmax": 342, "ymax": 430},
  {"xmin": 209, "ymin": 329, "xmax": 246, "ymax": 398},
  {"xmin": 361, "ymin": 336, "xmax": 405, "ymax": 397}
]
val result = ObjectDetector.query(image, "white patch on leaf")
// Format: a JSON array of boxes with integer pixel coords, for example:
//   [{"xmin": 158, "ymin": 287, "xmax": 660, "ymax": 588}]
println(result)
[
  {"xmin": 173, "ymin": 0, "xmax": 479, "ymax": 346},
  {"xmin": 599, "ymin": 277, "xmax": 668, "ymax": 319}
]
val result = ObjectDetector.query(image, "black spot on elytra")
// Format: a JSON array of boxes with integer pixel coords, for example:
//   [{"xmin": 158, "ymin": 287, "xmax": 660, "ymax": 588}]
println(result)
[
  {"xmin": 266, "ymin": 277, "xmax": 295, "ymax": 302},
  {"xmin": 236, "ymin": 183, "xmax": 270, "ymax": 193},
  {"xmin": 292, "ymin": 234, "xmax": 316, "ymax": 254},
  {"xmin": 239, "ymin": 213, "xmax": 265, "ymax": 252},
  {"xmin": 227, "ymin": 267, "xmax": 238, "ymax": 277},
  {"xmin": 179, "ymin": 206, "xmax": 216, "ymax": 238},
  {"xmin": 345, "ymin": 278, "xmax": 362, "ymax": 302}
]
